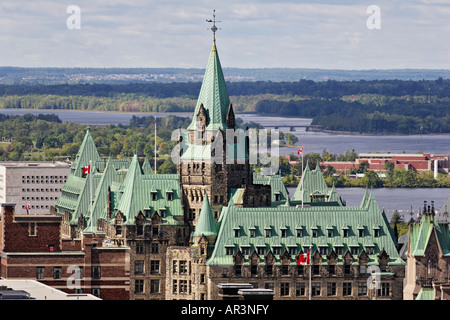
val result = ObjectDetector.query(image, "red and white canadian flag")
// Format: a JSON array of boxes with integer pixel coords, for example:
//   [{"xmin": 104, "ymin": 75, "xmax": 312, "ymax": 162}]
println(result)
[
  {"xmin": 82, "ymin": 165, "xmax": 91, "ymax": 175},
  {"xmin": 297, "ymin": 146, "xmax": 303, "ymax": 155},
  {"xmin": 297, "ymin": 251, "xmax": 310, "ymax": 265}
]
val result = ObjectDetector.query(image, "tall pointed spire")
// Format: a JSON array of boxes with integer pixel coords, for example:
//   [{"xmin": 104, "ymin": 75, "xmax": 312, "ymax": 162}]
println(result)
[{"xmin": 188, "ymin": 12, "xmax": 230, "ymax": 131}]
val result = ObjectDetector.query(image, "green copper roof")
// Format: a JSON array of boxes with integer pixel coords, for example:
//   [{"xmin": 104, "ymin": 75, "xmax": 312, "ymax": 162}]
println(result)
[
  {"xmin": 71, "ymin": 129, "xmax": 101, "ymax": 176},
  {"xmin": 409, "ymin": 214, "xmax": 450, "ymax": 257},
  {"xmin": 193, "ymin": 191, "xmax": 217, "ymax": 237},
  {"xmin": 207, "ymin": 196, "xmax": 405, "ymax": 266},
  {"xmin": 416, "ymin": 287, "xmax": 434, "ymax": 300},
  {"xmin": 187, "ymin": 41, "xmax": 230, "ymax": 131},
  {"xmin": 291, "ymin": 162, "xmax": 329, "ymax": 203},
  {"xmin": 253, "ymin": 173, "xmax": 289, "ymax": 207},
  {"xmin": 56, "ymin": 129, "xmax": 185, "ymax": 230}
]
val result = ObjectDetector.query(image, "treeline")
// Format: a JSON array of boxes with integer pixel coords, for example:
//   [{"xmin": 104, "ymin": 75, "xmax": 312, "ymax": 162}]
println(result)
[
  {"xmin": 0, "ymin": 114, "xmax": 191, "ymax": 170},
  {"xmin": 0, "ymin": 94, "xmax": 196, "ymax": 113},
  {"xmin": 255, "ymin": 96, "xmax": 450, "ymax": 134},
  {"xmin": 1, "ymin": 78, "xmax": 450, "ymax": 133},
  {"xmin": 1, "ymin": 78, "xmax": 449, "ymax": 98}
]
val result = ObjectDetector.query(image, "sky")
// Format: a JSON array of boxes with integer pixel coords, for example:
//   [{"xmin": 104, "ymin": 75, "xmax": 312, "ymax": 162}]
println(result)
[{"xmin": 0, "ymin": 0, "xmax": 449, "ymax": 69}]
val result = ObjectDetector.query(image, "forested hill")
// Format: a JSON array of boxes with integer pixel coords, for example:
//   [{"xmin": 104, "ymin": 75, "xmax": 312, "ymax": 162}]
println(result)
[{"xmin": 0, "ymin": 78, "xmax": 449, "ymax": 134}]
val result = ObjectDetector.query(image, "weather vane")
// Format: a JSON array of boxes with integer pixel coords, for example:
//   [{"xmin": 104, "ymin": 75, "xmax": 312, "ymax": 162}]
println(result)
[{"xmin": 206, "ymin": 9, "xmax": 221, "ymax": 41}]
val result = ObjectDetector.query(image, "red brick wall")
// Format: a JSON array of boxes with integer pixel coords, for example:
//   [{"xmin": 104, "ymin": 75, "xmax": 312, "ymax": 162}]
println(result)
[{"xmin": 1, "ymin": 205, "xmax": 61, "ymax": 253}]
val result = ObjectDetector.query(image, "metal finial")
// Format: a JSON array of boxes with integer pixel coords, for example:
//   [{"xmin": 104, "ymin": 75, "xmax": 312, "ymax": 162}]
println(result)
[{"xmin": 206, "ymin": 9, "xmax": 221, "ymax": 41}]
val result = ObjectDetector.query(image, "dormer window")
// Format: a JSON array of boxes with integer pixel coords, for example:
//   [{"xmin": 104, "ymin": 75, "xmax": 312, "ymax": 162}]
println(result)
[
  {"xmin": 159, "ymin": 208, "xmax": 166, "ymax": 218},
  {"xmin": 151, "ymin": 191, "xmax": 157, "ymax": 201},
  {"xmin": 166, "ymin": 191, "xmax": 173, "ymax": 201}
]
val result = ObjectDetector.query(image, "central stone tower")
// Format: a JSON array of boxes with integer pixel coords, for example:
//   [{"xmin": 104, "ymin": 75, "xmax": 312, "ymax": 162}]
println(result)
[{"xmin": 177, "ymin": 38, "xmax": 271, "ymax": 230}]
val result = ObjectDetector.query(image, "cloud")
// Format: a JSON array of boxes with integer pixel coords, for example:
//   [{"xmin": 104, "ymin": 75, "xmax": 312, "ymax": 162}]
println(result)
[{"xmin": 0, "ymin": 0, "xmax": 448, "ymax": 69}]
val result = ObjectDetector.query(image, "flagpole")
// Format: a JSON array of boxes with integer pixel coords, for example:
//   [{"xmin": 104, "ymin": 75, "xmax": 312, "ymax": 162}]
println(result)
[
  {"xmin": 90, "ymin": 160, "xmax": 93, "ymax": 233},
  {"xmin": 309, "ymin": 246, "xmax": 312, "ymax": 300},
  {"xmin": 301, "ymin": 146, "xmax": 304, "ymax": 208},
  {"xmin": 154, "ymin": 118, "xmax": 157, "ymax": 174}
]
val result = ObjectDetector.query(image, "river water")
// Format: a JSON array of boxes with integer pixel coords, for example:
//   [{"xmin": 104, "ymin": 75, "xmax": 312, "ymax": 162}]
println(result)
[{"xmin": 1, "ymin": 108, "xmax": 449, "ymax": 220}]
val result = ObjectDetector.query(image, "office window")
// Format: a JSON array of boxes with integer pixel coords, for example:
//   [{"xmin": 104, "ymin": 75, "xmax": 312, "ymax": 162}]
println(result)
[
  {"xmin": 343, "ymin": 282, "xmax": 352, "ymax": 296},
  {"xmin": 150, "ymin": 280, "xmax": 160, "ymax": 293},
  {"xmin": 92, "ymin": 266, "xmax": 101, "ymax": 279},
  {"xmin": 29, "ymin": 223, "xmax": 36, "ymax": 236},
  {"xmin": 280, "ymin": 282, "xmax": 290, "ymax": 296},
  {"xmin": 313, "ymin": 265, "xmax": 320, "ymax": 275},
  {"xmin": 53, "ymin": 267, "xmax": 62, "ymax": 280},
  {"xmin": 135, "ymin": 260, "xmax": 144, "ymax": 274},
  {"xmin": 281, "ymin": 265, "xmax": 289, "ymax": 276},
  {"xmin": 136, "ymin": 225, "xmax": 144, "ymax": 236},
  {"xmin": 327, "ymin": 282, "xmax": 336, "ymax": 296},
  {"xmin": 151, "ymin": 242, "xmax": 159, "ymax": 254},
  {"xmin": 179, "ymin": 280, "xmax": 188, "ymax": 293},
  {"xmin": 328, "ymin": 265, "xmax": 336, "ymax": 275},
  {"xmin": 344, "ymin": 265, "xmax": 351, "ymax": 276},
  {"xmin": 251, "ymin": 265, "xmax": 258, "ymax": 276},
  {"xmin": 378, "ymin": 282, "xmax": 390, "ymax": 297},
  {"xmin": 358, "ymin": 282, "xmax": 367, "ymax": 296},
  {"xmin": 136, "ymin": 242, "xmax": 144, "ymax": 254},
  {"xmin": 135, "ymin": 279, "xmax": 144, "ymax": 293},
  {"xmin": 150, "ymin": 260, "xmax": 160, "ymax": 274},
  {"xmin": 311, "ymin": 283, "xmax": 321, "ymax": 297},
  {"xmin": 296, "ymin": 282, "xmax": 306, "ymax": 296},
  {"xmin": 297, "ymin": 265, "xmax": 304, "ymax": 276},
  {"xmin": 265, "ymin": 265, "xmax": 273, "ymax": 276},
  {"xmin": 36, "ymin": 267, "xmax": 45, "ymax": 280},
  {"xmin": 234, "ymin": 265, "xmax": 242, "ymax": 276},
  {"xmin": 173, "ymin": 280, "xmax": 178, "ymax": 294},
  {"xmin": 179, "ymin": 260, "xmax": 188, "ymax": 274}
]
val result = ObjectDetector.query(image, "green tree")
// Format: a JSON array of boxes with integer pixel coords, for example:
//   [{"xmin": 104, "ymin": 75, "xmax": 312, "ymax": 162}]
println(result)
[
  {"xmin": 157, "ymin": 159, "xmax": 177, "ymax": 174},
  {"xmin": 361, "ymin": 170, "xmax": 382, "ymax": 188}
]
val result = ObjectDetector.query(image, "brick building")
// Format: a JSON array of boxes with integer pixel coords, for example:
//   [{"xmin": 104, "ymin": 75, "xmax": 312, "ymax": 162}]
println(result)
[
  {"xmin": 321, "ymin": 153, "xmax": 449, "ymax": 174},
  {"xmin": 2, "ymin": 34, "xmax": 406, "ymax": 300},
  {"xmin": 0, "ymin": 203, "xmax": 130, "ymax": 299}
]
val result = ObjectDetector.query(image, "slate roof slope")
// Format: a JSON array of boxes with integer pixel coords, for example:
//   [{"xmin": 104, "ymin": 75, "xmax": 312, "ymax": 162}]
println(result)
[{"xmin": 207, "ymin": 193, "xmax": 404, "ymax": 267}]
